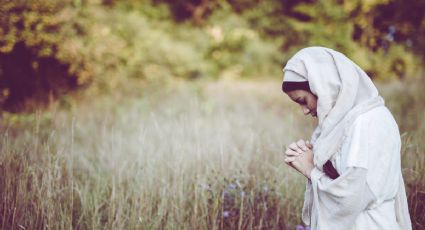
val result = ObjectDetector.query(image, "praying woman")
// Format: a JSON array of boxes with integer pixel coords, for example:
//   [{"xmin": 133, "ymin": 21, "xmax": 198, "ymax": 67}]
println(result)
[{"xmin": 281, "ymin": 46, "xmax": 412, "ymax": 230}]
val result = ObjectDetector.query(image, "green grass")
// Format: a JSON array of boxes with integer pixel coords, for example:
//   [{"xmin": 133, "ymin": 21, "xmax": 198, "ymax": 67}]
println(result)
[{"xmin": 1, "ymin": 78, "xmax": 424, "ymax": 229}]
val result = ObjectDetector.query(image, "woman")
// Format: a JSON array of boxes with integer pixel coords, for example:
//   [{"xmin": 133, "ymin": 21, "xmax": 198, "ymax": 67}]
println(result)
[{"xmin": 281, "ymin": 46, "xmax": 412, "ymax": 229}]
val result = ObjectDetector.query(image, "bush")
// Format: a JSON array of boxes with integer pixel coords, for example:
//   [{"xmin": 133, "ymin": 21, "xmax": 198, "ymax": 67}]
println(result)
[
  {"xmin": 205, "ymin": 9, "xmax": 282, "ymax": 79},
  {"xmin": 0, "ymin": 1, "xmax": 214, "ymax": 111},
  {"xmin": 0, "ymin": 0, "xmax": 423, "ymax": 112}
]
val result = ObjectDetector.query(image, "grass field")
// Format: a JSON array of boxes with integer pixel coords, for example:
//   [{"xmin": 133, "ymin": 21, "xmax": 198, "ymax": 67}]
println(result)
[{"xmin": 1, "ymin": 78, "xmax": 424, "ymax": 229}]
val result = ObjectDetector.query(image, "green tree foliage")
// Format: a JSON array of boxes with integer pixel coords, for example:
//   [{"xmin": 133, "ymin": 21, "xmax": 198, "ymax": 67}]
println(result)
[
  {"xmin": 218, "ymin": 0, "xmax": 421, "ymax": 79},
  {"xmin": 0, "ymin": 0, "xmax": 78, "ymax": 111},
  {"xmin": 155, "ymin": 0, "xmax": 217, "ymax": 24},
  {"xmin": 277, "ymin": 0, "xmax": 421, "ymax": 79},
  {"xmin": 362, "ymin": 0, "xmax": 425, "ymax": 62},
  {"xmin": 0, "ymin": 0, "xmax": 214, "ymax": 111},
  {"xmin": 0, "ymin": 0, "xmax": 424, "ymax": 111}
]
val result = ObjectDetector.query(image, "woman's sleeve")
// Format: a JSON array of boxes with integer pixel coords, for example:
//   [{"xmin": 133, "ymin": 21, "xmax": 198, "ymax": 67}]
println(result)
[{"xmin": 309, "ymin": 166, "xmax": 375, "ymax": 229}]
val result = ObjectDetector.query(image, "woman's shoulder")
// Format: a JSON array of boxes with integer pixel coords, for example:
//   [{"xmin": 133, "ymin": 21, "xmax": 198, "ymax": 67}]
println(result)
[
  {"xmin": 340, "ymin": 106, "xmax": 401, "ymax": 170},
  {"xmin": 348, "ymin": 106, "xmax": 400, "ymax": 144},
  {"xmin": 352, "ymin": 106, "xmax": 398, "ymax": 130}
]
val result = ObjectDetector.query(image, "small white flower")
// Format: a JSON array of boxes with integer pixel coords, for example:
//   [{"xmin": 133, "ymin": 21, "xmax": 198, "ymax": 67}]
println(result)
[
  {"xmin": 223, "ymin": 211, "xmax": 230, "ymax": 218},
  {"xmin": 240, "ymin": 191, "xmax": 245, "ymax": 197}
]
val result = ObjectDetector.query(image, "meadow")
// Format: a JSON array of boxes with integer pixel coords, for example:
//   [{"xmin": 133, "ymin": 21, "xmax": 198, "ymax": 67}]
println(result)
[{"xmin": 1, "ymin": 77, "xmax": 424, "ymax": 229}]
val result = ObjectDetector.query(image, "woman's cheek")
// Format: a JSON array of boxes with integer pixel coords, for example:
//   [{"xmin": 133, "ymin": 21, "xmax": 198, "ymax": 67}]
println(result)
[{"xmin": 308, "ymin": 101, "xmax": 317, "ymax": 112}]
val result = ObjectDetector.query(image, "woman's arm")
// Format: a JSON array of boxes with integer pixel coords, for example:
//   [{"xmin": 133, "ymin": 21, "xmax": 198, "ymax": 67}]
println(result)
[
  {"xmin": 284, "ymin": 139, "xmax": 374, "ymax": 228},
  {"xmin": 310, "ymin": 166, "xmax": 375, "ymax": 229}
]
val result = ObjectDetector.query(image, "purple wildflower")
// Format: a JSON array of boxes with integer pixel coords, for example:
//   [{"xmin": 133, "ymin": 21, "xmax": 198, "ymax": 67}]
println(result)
[
  {"xmin": 223, "ymin": 211, "xmax": 230, "ymax": 218},
  {"xmin": 295, "ymin": 225, "xmax": 304, "ymax": 230},
  {"xmin": 227, "ymin": 183, "xmax": 237, "ymax": 190}
]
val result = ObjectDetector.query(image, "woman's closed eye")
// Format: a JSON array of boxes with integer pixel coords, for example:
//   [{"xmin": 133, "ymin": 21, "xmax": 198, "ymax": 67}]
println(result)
[{"xmin": 296, "ymin": 99, "xmax": 306, "ymax": 105}]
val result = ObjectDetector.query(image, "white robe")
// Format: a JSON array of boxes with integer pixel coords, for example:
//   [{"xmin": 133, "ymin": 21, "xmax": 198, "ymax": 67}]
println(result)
[{"xmin": 304, "ymin": 106, "xmax": 411, "ymax": 230}]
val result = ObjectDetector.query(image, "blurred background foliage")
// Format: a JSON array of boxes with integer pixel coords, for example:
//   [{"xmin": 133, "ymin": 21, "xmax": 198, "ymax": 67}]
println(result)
[{"xmin": 0, "ymin": 0, "xmax": 424, "ymax": 112}]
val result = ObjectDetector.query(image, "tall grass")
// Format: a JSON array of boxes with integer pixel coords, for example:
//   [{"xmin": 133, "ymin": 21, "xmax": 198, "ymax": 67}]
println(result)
[
  {"xmin": 380, "ymin": 77, "xmax": 425, "ymax": 229},
  {"xmin": 0, "ymin": 78, "xmax": 424, "ymax": 229}
]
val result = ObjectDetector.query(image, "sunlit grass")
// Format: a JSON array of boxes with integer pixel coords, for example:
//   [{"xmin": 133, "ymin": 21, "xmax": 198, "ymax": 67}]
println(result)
[{"xmin": 1, "ymin": 78, "xmax": 424, "ymax": 229}]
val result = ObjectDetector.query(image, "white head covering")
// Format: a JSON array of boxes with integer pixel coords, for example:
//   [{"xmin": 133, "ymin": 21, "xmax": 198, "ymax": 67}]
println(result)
[
  {"xmin": 282, "ymin": 70, "xmax": 305, "ymax": 82},
  {"xmin": 282, "ymin": 46, "xmax": 385, "ymax": 169}
]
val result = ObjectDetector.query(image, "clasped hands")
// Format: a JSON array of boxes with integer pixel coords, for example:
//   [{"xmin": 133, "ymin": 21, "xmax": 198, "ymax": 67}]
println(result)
[{"xmin": 284, "ymin": 139, "xmax": 315, "ymax": 179}]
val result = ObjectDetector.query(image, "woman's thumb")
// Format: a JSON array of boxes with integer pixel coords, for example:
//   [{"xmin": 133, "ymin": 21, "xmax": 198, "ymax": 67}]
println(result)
[{"xmin": 306, "ymin": 140, "xmax": 313, "ymax": 149}]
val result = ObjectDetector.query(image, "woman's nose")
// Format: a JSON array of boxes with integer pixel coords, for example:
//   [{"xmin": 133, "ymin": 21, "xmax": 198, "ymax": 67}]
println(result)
[{"xmin": 302, "ymin": 106, "xmax": 310, "ymax": 115}]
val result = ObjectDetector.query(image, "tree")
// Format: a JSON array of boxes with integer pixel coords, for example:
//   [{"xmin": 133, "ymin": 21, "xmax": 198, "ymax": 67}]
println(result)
[{"xmin": 0, "ymin": 0, "xmax": 79, "ymax": 111}]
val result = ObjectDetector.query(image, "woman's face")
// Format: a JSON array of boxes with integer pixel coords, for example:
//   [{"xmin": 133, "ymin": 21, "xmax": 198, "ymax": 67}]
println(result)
[{"xmin": 286, "ymin": 90, "xmax": 318, "ymax": 117}]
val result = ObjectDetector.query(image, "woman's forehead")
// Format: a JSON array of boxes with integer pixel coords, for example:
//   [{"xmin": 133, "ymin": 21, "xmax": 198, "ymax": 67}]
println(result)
[
  {"xmin": 287, "ymin": 89, "xmax": 310, "ymax": 101},
  {"xmin": 287, "ymin": 89, "xmax": 312, "ymax": 99}
]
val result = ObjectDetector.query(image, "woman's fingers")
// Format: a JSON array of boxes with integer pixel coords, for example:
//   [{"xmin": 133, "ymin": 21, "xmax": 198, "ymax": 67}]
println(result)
[
  {"xmin": 284, "ymin": 140, "xmax": 314, "ymax": 178},
  {"xmin": 285, "ymin": 148, "xmax": 300, "ymax": 157},
  {"xmin": 289, "ymin": 142, "xmax": 303, "ymax": 154},
  {"xmin": 306, "ymin": 140, "xmax": 313, "ymax": 149},
  {"xmin": 284, "ymin": 156, "xmax": 297, "ymax": 163},
  {"xmin": 296, "ymin": 139, "xmax": 309, "ymax": 151}
]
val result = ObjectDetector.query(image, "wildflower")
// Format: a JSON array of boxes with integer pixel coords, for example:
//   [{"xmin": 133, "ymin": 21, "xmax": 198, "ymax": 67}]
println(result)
[
  {"xmin": 240, "ymin": 191, "xmax": 245, "ymax": 197},
  {"xmin": 222, "ymin": 190, "xmax": 229, "ymax": 197},
  {"xmin": 223, "ymin": 211, "xmax": 230, "ymax": 218},
  {"xmin": 235, "ymin": 179, "xmax": 242, "ymax": 188},
  {"xmin": 227, "ymin": 183, "xmax": 237, "ymax": 190},
  {"xmin": 198, "ymin": 183, "xmax": 211, "ymax": 191},
  {"xmin": 295, "ymin": 225, "xmax": 304, "ymax": 230}
]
